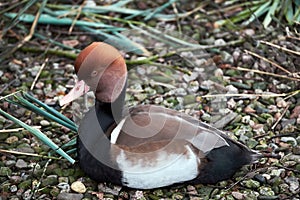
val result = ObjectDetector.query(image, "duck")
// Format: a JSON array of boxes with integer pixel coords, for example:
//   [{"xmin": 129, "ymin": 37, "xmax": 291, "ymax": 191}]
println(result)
[{"xmin": 60, "ymin": 42, "xmax": 261, "ymax": 189}]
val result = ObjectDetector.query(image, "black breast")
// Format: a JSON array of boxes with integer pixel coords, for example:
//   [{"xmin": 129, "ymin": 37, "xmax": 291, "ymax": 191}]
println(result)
[{"xmin": 77, "ymin": 105, "xmax": 122, "ymax": 185}]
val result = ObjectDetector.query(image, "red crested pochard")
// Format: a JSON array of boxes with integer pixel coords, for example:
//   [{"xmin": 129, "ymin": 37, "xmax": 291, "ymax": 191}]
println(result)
[{"xmin": 60, "ymin": 42, "xmax": 261, "ymax": 189}]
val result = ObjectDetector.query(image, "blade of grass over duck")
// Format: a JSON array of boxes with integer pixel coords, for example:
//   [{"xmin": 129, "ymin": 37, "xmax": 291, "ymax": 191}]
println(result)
[
  {"xmin": 130, "ymin": 24, "xmax": 201, "ymax": 48},
  {"xmin": 144, "ymin": 0, "xmax": 177, "ymax": 21},
  {"xmin": 242, "ymin": 1, "xmax": 271, "ymax": 26},
  {"xmin": 80, "ymin": 26, "xmax": 148, "ymax": 55},
  {"xmin": 13, "ymin": 94, "xmax": 77, "ymax": 132},
  {"xmin": 0, "ymin": 109, "xmax": 75, "ymax": 164},
  {"xmin": 4, "ymin": 13, "xmax": 125, "ymax": 31},
  {"xmin": 60, "ymin": 138, "xmax": 77, "ymax": 149},
  {"xmin": 23, "ymin": 92, "xmax": 77, "ymax": 130}
]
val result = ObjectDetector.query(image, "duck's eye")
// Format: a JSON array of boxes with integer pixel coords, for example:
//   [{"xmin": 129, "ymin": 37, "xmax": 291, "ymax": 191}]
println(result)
[{"xmin": 91, "ymin": 70, "xmax": 98, "ymax": 77}]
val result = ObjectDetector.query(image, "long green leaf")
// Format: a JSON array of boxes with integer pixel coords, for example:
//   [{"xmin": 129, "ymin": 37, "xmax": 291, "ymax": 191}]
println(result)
[
  {"xmin": 4, "ymin": 13, "xmax": 125, "ymax": 31},
  {"xmin": 263, "ymin": 0, "xmax": 280, "ymax": 28},
  {"xmin": 0, "ymin": 109, "xmax": 75, "ymax": 164},
  {"xmin": 23, "ymin": 92, "xmax": 77, "ymax": 130},
  {"xmin": 14, "ymin": 95, "xmax": 77, "ymax": 132},
  {"xmin": 242, "ymin": 1, "xmax": 271, "ymax": 26}
]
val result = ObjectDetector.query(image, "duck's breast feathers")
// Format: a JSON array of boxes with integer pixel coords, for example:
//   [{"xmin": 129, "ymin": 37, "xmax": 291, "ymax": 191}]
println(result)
[
  {"xmin": 110, "ymin": 141, "xmax": 202, "ymax": 189},
  {"xmin": 109, "ymin": 104, "xmax": 229, "ymax": 154}
]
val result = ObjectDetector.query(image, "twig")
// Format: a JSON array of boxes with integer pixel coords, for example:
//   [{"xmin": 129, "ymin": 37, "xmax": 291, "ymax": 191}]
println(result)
[
  {"xmin": 202, "ymin": 93, "xmax": 287, "ymax": 98},
  {"xmin": 244, "ymin": 49, "xmax": 291, "ymax": 74},
  {"xmin": 0, "ymin": 149, "xmax": 60, "ymax": 160},
  {"xmin": 69, "ymin": 0, "xmax": 86, "ymax": 34},
  {"xmin": 19, "ymin": 47, "xmax": 77, "ymax": 59},
  {"xmin": 260, "ymin": 40, "xmax": 300, "ymax": 56},
  {"xmin": 0, "ymin": 126, "xmax": 41, "ymax": 133},
  {"xmin": 0, "ymin": 90, "xmax": 22, "ymax": 101},
  {"xmin": 284, "ymin": 90, "xmax": 300, "ymax": 100},
  {"xmin": 0, "ymin": 79, "xmax": 17, "ymax": 96},
  {"xmin": 32, "ymin": 158, "xmax": 52, "ymax": 197},
  {"xmin": 228, "ymin": 66, "xmax": 300, "ymax": 82},
  {"xmin": 30, "ymin": 57, "xmax": 49, "ymax": 90},
  {"xmin": 271, "ymin": 103, "xmax": 291, "ymax": 130}
]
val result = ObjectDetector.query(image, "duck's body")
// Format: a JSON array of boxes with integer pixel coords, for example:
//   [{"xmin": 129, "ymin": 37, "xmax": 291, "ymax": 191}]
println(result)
[{"xmin": 61, "ymin": 42, "xmax": 260, "ymax": 189}]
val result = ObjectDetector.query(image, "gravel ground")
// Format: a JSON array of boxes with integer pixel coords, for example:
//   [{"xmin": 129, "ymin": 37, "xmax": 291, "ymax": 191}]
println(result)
[{"xmin": 0, "ymin": 1, "xmax": 300, "ymax": 200}]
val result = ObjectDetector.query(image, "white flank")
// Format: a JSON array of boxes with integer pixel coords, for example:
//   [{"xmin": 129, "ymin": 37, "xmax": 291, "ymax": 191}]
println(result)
[
  {"xmin": 116, "ymin": 145, "xmax": 199, "ymax": 189},
  {"xmin": 110, "ymin": 118, "xmax": 126, "ymax": 144}
]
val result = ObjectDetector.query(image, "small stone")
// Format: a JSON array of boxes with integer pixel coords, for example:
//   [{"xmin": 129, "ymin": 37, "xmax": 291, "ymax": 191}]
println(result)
[
  {"xmin": 57, "ymin": 193, "xmax": 83, "ymax": 200},
  {"xmin": 214, "ymin": 38, "xmax": 226, "ymax": 45},
  {"xmin": 270, "ymin": 169, "xmax": 285, "ymax": 177},
  {"xmin": 276, "ymin": 98, "xmax": 288, "ymax": 108},
  {"xmin": 22, "ymin": 189, "xmax": 32, "ymax": 200},
  {"xmin": 15, "ymin": 159, "xmax": 28, "ymax": 169},
  {"xmin": 280, "ymin": 137, "xmax": 297, "ymax": 146},
  {"xmin": 71, "ymin": 181, "xmax": 86, "ymax": 193},
  {"xmin": 241, "ymin": 115, "xmax": 251, "ymax": 124},
  {"xmin": 214, "ymin": 68, "xmax": 223, "ymax": 77},
  {"xmin": 40, "ymin": 120, "xmax": 50, "ymax": 126},
  {"xmin": 226, "ymin": 85, "xmax": 238, "ymax": 94},
  {"xmin": 58, "ymin": 177, "xmax": 69, "ymax": 183},
  {"xmin": 284, "ymin": 176, "xmax": 299, "ymax": 194},
  {"xmin": 242, "ymin": 179, "xmax": 260, "ymax": 189},
  {"xmin": 57, "ymin": 182, "xmax": 70, "ymax": 193},
  {"xmin": 183, "ymin": 72, "xmax": 198, "ymax": 82},
  {"xmin": 242, "ymin": 29, "xmax": 255, "ymax": 36},
  {"xmin": 231, "ymin": 191, "xmax": 245, "ymax": 200},
  {"xmin": 254, "ymin": 174, "xmax": 266, "ymax": 184},
  {"xmin": 10, "ymin": 185, "xmax": 18, "ymax": 192},
  {"xmin": 227, "ymin": 98, "xmax": 236, "ymax": 109},
  {"xmin": 42, "ymin": 175, "xmax": 58, "ymax": 187},
  {"xmin": 259, "ymin": 186, "xmax": 275, "ymax": 196},
  {"xmin": 35, "ymin": 82, "xmax": 44, "ymax": 89},
  {"xmin": 5, "ymin": 136, "xmax": 19, "ymax": 144}
]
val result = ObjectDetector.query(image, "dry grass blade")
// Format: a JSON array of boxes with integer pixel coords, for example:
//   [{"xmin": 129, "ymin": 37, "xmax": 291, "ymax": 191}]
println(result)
[
  {"xmin": 244, "ymin": 49, "xmax": 291, "ymax": 74},
  {"xmin": 229, "ymin": 66, "xmax": 300, "ymax": 82},
  {"xmin": 260, "ymin": 40, "xmax": 300, "ymax": 56},
  {"xmin": 30, "ymin": 57, "xmax": 49, "ymax": 90},
  {"xmin": 0, "ymin": 126, "xmax": 41, "ymax": 133},
  {"xmin": 0, "ymin": 149, "xmax": 61, "ymax": 160}
]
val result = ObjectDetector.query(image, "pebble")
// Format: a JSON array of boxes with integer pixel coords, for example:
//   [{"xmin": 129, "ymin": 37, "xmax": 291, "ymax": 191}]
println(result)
[
  {"xmin": 15, "ymin": 159, "xmax": 28, "ymax": 169},
  {"xmin": 57, "ymin": 182, "xmax": 70, "ymax": 193},
  {"xmin": 270, "ymin": 169, "xmax": 285, "ymax": 177},
  {"xmin": 284, "ymin": 176, "xmax": 299, "ymax": 194},
  {"xmin": 259, "ymin": 186, "xmax": 275, "ymax": 196},
  {"xmin": 242, "ymin": 179, "xmax": 260, "ymax": 189},
  {"xmin": 71, "ymin": 181, "xmax": 86, "ymax": 193},
  {"xmin": 5, "ymin": 136, "xmax": 19, "ymax": 144},
  {"xmin": 57, "ymin": 192, "xmax": 83, "ymax": 200},
  {"xmin": 183, "ymin": 72, "xmax": 198, "ymax": 82},
  {"xmin": 281, "ymin": 137, "xmax": 297, "ymax": 146},
  {"xmin": 10, "ymin": 185, "xmax": 18, "ymax": 192},
  {"xmin": 40, "ymin": 120, "xmax": 51, "ymax": 126},
  {"xmin": 231, "ymin": 191, "xmax": 245, "ymax": 200}
]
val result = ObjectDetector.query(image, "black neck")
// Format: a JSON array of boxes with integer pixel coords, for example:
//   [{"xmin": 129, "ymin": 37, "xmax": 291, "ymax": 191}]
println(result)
[{"xmin": 95, "ymin": 82, "xmax": 127, "ymax": 132}]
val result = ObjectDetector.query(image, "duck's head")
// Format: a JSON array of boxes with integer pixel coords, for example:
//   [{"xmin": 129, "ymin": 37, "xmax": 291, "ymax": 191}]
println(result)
[{"xmin": 60, "ymin": 42, "xmax": 127, "ymax": 105}]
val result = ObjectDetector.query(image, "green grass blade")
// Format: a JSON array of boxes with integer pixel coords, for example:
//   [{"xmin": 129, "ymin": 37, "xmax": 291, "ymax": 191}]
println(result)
[
  {"xmin": 61, "ymin": 138, "xmax": 77, "ymax": 149},
  {"xmin": 0, "ymin": 109, "xmax": 75, "ymax": 164},
  {"xmin": 23, "ymin": 92, "xmax": 77, "ymax": 130},
  {"xmin": 242, "ymin": 1, "xmax": 271, "ymax": 26},
  {"xmin": 263, "ymin": 0, "xmax": 280, "ymax": 28},
  {"xmin": 15, "ymin": 95, "xmax": 78, "ymax": 132},
  {"xmin": 284, "ymin": 0, "xmax": 294, "ymax": 23},
  {"xmin": 144, "ymin": 0, "xmax": 177, "ymax": 21}
]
